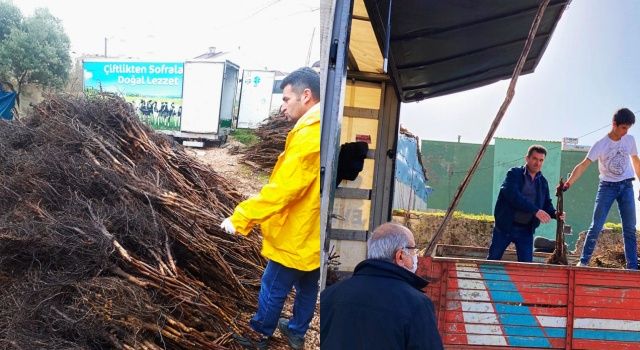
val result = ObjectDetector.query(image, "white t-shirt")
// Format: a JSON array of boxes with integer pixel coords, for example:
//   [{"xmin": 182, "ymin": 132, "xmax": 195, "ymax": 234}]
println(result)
[{"xmin": 587, "ymin": 134, "xmax": 638, "ymax": 182}]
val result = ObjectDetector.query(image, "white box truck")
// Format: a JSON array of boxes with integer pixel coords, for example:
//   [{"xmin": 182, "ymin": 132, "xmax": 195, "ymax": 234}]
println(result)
[
  {"xmin": 177, "ymin": 60, "xmax": 239, "ymax": 146},
  {"xmin": 237, "ymin": 70, "xmax": 276, "ymax": 129}
]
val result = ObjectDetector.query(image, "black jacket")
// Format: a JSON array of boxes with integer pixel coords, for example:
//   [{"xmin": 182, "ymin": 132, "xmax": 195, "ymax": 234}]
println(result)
[
  {"xmin": 320, "ymin": 259, "xmax": 443, "ymax": 350},
  {"xmin": 494, "ymin": 166, "xmax": 556, "ymax": 232}
]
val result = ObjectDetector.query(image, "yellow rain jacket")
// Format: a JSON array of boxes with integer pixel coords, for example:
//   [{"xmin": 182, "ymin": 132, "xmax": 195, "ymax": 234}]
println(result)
[{"xmin": 230, "ymin": 103, "xmax": 320, "ymax": 271}]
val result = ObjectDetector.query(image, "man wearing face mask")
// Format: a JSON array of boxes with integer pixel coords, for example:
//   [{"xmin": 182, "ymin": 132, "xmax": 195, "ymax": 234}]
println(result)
[{"xmin": 320, "ymin": 222, "xmax": 443, "ymax": 350}]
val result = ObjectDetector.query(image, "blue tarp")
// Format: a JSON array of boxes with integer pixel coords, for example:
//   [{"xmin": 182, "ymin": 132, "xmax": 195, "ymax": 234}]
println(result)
[
  {"xmin": 0, "ymin": 88, "xmax": 16, "ymax": 120},
  {"xmin": 395, "ymin": 133, "xmax": 431, "ymax": 203}
]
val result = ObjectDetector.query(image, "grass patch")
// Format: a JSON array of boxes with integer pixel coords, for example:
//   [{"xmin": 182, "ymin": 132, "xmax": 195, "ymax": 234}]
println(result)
[
  {"xmin": 393, "ymin": 209, "xmax": 495, "ymax": 222},
  {"xmin": 231, "ymin": 129, "xmax": 259, "ymax": 146},
  {"xmin": 604, "ymin": 222, "xmax": 623, "ymax": 233}
]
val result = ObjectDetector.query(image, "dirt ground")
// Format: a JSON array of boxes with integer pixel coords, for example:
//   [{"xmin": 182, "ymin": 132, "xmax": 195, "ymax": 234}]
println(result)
[
  {"xmin": 186, "ymin": 139, "xmax": 320, "ymax": 349},
  {"xmin": 186, "ymin": 139, "xmax": 267, "ymax": 198}
]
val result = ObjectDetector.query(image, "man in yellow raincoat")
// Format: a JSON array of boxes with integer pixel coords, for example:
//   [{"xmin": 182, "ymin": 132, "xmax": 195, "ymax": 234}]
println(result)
[{"xmin": 221, "ymin": 67, "xmax": 320, "ymax": 350}]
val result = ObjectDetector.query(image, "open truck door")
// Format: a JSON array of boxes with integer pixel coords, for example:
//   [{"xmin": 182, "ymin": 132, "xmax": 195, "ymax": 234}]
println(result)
[{"xmin": 320, "ymin": 0, "xmax": 570, "ymax": 289}]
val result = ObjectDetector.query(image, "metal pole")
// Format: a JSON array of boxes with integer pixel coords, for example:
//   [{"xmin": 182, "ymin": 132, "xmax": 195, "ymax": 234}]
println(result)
[
  {"xmin": 319, "ymin": 0, "xmax": 351, "ymax": 291},
  {"xmin": 382, "ymin": 0, "xmax": 392, "ymax": 73}
]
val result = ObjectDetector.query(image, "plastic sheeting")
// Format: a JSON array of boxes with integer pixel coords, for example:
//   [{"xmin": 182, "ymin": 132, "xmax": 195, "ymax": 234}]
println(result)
[
  {"xmin": 394, "ymin": 132, "xmax": 431, "ymax": 209},
  {"xmin": 0, "ymin": 88, "xmax": 16, "ymax": 120}
]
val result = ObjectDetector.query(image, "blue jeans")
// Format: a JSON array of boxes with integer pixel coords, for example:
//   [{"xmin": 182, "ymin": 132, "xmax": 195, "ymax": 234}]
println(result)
[
  {"xmin": 487, "ymin": 225, "xmax": 534, "ymax": 262},
  {"xmin": 580, "ymin": 179, "xmax": 637, "ymax": 269},
  {"xmin": 250, "ymin": 260, "xmax": 320, "ymax": 337}
]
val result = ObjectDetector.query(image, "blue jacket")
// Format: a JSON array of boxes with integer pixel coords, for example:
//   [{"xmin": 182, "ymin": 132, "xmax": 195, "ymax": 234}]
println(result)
[
  {"xmin": 494, "ymin": 166, "xmax": 556, "ymax": 232},
  {"xmin": 320, "ymin": 259, "xmax": 443, "ymax": 350}
]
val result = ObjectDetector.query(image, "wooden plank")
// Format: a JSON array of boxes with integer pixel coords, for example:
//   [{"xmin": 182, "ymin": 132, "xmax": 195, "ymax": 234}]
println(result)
[
  {"xmin": 447, "ymin": 289, "xmax": 567, "ymax": 305},
  {"xmin": 444, "ymin": 333, "xmax": 505, "ymax": 346},
  {"xmin": 449, "ymin": 271, "xmax": 569, "ymax": 284},
  {"xmin": 343, "ymin": 106, "xmax": 378, "ymax": 119},
  {"xmin": 445, "ymin": 301, "xmax": 567, "ymax": 316},
  {"xmin": 453, "ymin": 263, "xmax": 570, "ymax": 279},
  {"xmin": 577, "ymin": 270, "xmax": 640, "ymax": 280},
  {"xmin": 576, "ymin": 276, "xmax": 640, "ymax": 287},
  {"xmin": 574, "ymin": 318, "xmax": 640, "ymax": 331},
  {"xmin": 444, "ymin": 332, "xmax": 560, "ymax": 348},
  {"xmin": 446, "ymin": 322, "xmax": 502, "ymax": 335},
  {"xmin": 447, "ymin": 278, "xmax": 567, "ymax": 293},
  {"xmin": 327, "ymin": 229, "xmax": 367, "ymax": 241},
  {"xmin": 576, "ymin": 272, "xmax": 640, "ymax": 288},
  {"xmin": 572, "ymin": 339, "xmax": 640, "ymax": 350},
  {"xmin": 366, "ymin": 149, "xmax": 375, "ymax": 159},
  {"xmin": 575, "ymin": 307, "xmax": 640, "ymax": 321},
  {"xmin": 444, "ymin": 311, "xmax": 566, "ymax": 327},
  {"xmin": 445, "ymin": 322, "xmax": 566, "ymax": 337},
  {"xmin": 435, "ymin": 244, "xmax": 580, "ymax": 265},
  {"xmin": 574, "ymin": 296, "xmax": 640, "ymax": 309},
  {"xmin": 576, "ymin": 285, "xmax": 640, "ymax": 299},
  {"xmin": 334, "ymin": 187, "xmax": 371, "ymax": 200},
  {"xmin": 573, "ymin": 328, "xmax": 640, "ymax": 343}
]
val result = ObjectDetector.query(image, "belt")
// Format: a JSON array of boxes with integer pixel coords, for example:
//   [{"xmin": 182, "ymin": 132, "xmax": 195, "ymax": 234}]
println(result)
[{"xmin": 601, "ymin": 178, "xmax": 635, "ymax": 184}]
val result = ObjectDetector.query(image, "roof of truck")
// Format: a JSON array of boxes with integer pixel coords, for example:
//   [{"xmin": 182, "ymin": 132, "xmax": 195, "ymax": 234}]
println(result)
[{"xmin": 353, "ymin": 0, "xmax": 571, "ymax": 102}]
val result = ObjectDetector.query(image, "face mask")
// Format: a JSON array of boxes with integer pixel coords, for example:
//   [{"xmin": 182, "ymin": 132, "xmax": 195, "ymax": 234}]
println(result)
[
  {"xmin": 410, "ymin": 254, "xmax": 418, "ymax": 273},
  {"xmin": 402, "ymin": 250, "xmax": 418, "ymax": 273}
]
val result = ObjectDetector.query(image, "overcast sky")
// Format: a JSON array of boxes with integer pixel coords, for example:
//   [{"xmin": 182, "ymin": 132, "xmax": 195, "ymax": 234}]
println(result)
[
  {"xmin": 401, "ymin": 0, "xmax": 640, "ymax": 148},
  {"xmin": 11, "ymin": 0, "xmax": 319, "ymax": 72}
]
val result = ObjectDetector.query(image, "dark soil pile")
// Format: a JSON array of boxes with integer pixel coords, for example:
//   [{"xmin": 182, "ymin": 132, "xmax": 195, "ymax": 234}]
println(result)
[{"xmin": 573, "ymin": 229, "xmax": 640, "ymax": 268}]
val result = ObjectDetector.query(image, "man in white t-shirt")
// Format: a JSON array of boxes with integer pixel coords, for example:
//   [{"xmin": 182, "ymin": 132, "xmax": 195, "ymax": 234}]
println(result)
[{"xmin": 564, "ymin": 108, "xmax": 640, "ymax": 269}]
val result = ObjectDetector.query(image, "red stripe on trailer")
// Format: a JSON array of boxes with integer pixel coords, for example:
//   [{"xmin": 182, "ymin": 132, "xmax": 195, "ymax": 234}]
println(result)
[
  {"xmin": 576, "ymin": 276, "xmax": 640, "ymax": 289},
  {"xmin": 520, "ymin": 291, "xmax": 568, "ymax": 305},
  {"xmin": 574, "ymin": 307, "xmax": 640, "ymax": 321},
  {"xmin": 529, "ymin": 306, "xmax": 567, "ymax": 317},
  {"xmin": 444, "ymin": 333, "xmax": 472, "ymax": 345},
  {"xmin": 576, "ymin": 285, "xmax": 640, "ymax": 299},
  {"xmin": 574, "ymin": 295, "xmax": 640, "ymax": 309},
  {"xmin": 548, "ymin": 337, "xmax": 565, "ymax": 348},
  {"xmin": 572, "ymin": 339, "xmax": 640, "ymax": 350},
  {"xmin": 445, "ymin": 322, "xmax": 471, "ymax": 334}
]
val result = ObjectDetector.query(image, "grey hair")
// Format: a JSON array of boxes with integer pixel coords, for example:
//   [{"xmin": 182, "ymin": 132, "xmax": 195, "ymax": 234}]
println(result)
[{"xmin": 367, "ymin": 223, "xmax": 411, "ymax": 261}]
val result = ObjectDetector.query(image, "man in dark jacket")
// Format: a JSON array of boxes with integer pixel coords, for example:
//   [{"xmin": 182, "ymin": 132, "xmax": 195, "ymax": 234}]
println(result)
[
  {"xmin": 320, "ymin": 222, "xmax": 443, "ymax": 350},
  {"xmin": 488, "ymin": 144, "xmax": 562, "ymax": 262}
]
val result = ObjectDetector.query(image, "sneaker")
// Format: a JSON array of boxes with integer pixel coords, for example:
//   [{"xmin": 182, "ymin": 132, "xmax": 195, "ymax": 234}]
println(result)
[
  {"xmin": 232, "ymin": 328, "xmax": 270, "ymax": 349},
  {"xmin": 576, "ymin": 262, "xmax": 585, "ymax": 267},
  {"xmin": 277, "ymin": 318, "xmax": 305, "ymax": 350}
]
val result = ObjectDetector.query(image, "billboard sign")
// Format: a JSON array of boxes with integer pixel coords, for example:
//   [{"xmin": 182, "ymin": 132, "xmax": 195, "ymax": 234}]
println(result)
[{"xmin": 83, "ymin": 61, "xmax": 184, "ymax": 131}]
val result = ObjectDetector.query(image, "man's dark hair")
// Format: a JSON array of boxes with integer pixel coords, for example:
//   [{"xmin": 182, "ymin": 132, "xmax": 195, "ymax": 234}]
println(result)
[
  {"xmin": 613, "ymin": 108, "xmax": 636, "ymax": 126},
  {"xmin": 527, "ymin": 145, "xmax": 547, "ymax": 157},
  {"xmin": 280, "ymin": 67, "xmax": 320, "ymax": 101}
]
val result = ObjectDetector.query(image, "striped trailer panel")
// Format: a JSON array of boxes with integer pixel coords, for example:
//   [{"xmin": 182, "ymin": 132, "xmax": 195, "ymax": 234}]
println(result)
[
  {"xmin": 573, "ymin": 270, "xmax": 640, "ymax": 349},
  {"xmin": 418, "ymin": 255, "xmax": 640, "ymax": 349}
]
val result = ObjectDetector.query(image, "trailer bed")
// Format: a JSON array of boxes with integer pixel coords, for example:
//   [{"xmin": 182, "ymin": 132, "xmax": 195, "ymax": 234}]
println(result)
[{"xmin": 419, "ymin": 245, "xmax": 640, "ymax": 349}]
